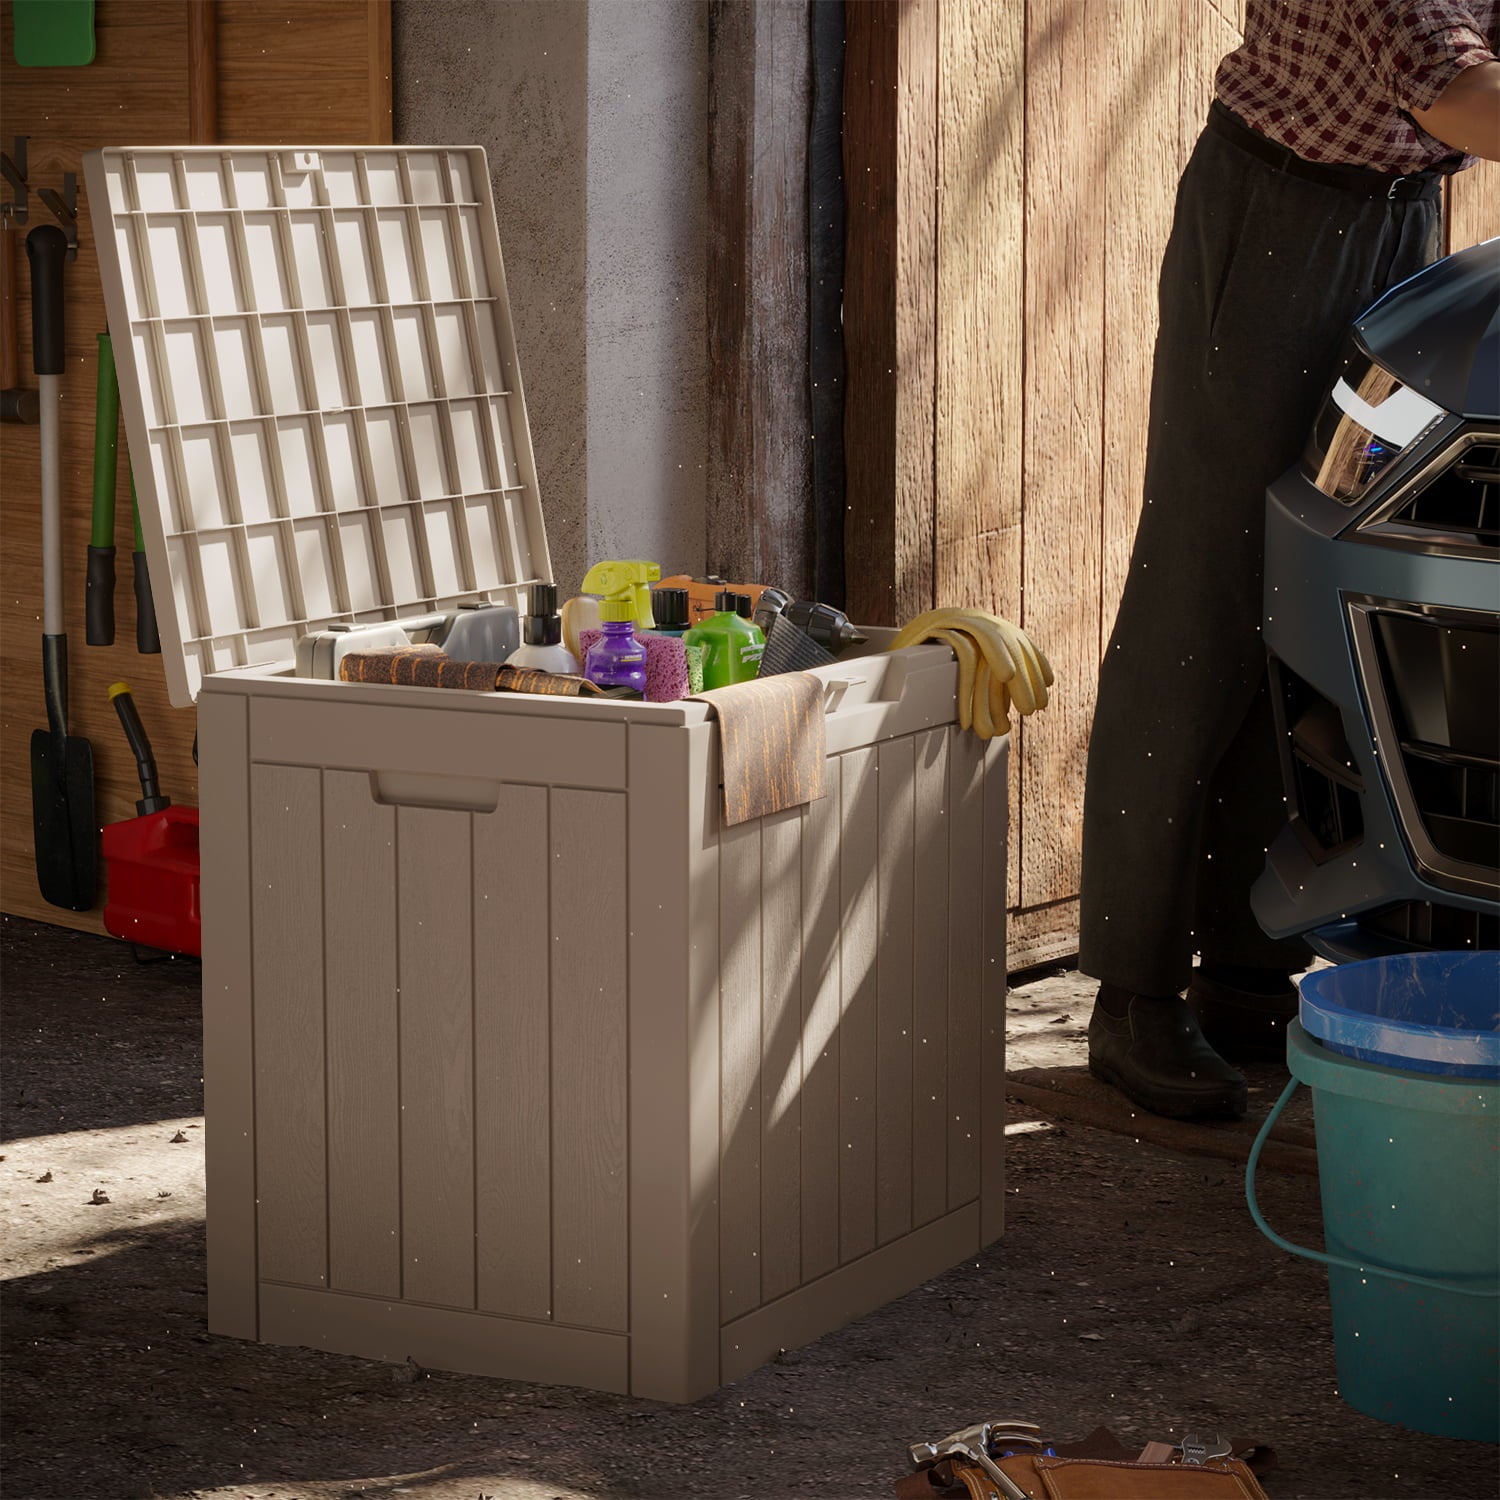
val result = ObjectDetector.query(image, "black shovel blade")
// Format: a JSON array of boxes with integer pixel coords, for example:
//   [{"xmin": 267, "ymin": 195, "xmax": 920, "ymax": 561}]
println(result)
[{"xmin": 31, "ymin": 728, "xmax": 98, "ymax": 911}]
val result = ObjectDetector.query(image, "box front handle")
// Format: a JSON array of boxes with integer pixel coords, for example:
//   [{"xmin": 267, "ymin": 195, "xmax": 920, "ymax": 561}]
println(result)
[
  {"xmin": 822, "ymin": 675, "xmax": 867, "ymax": 713},
  {"xmin": 369, "ymin": 770, "xmax": 501, "ymax": 814}
]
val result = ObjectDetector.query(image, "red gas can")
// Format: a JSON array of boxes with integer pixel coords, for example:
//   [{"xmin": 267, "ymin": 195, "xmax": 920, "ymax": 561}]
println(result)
[{"xmin": 101, "ymin": 806, "xmax": 201, "ymax": 956}]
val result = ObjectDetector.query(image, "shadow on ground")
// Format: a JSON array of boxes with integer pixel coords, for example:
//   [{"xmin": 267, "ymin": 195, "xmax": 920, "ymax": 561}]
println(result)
[{"xmin": 3, "ymin": 920, "xmax": 1496, "ymax": 1500}]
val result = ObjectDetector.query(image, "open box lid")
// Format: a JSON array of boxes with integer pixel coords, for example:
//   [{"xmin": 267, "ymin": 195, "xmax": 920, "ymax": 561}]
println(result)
[{"xmin": 84, "ymin": 146, "xmax": 551, "ymax": 708}]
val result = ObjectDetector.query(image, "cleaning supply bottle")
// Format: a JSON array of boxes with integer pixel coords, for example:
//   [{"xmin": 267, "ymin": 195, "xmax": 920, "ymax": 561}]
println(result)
[
  {"xmin": 561, "ymin": 593, "xmax": 601, "ymax": 664},
  {"xmin": 584, "ymin": 598, "xmax": 647, "ymax": 695},
  {"xmin": 509, "ymin": 582, "xmax": 580, "ymax": 674},
  {"xmin": 649, "ymin": 587, "xmax": 691, "ymax": 638},
  {"xmin": 683, "ymin": 590, "xmax": 765, "ymax": 689},
  {"xmin": 579, "ymin": 560, "xmax": 661, "ymax": 631}
]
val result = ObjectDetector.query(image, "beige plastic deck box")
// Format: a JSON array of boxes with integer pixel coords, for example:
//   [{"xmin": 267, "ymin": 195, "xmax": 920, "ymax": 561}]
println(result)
[{"xmin": 87, "ymin": 144, "xmax": 1008, "ymax": 1402}]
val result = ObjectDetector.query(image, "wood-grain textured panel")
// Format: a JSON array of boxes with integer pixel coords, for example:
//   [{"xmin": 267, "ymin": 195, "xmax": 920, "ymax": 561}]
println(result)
[
  {"xmin": 474, "ymin": 784, "xmax": 551, "ymax": 1321},
  {"xmin": 199, "ymin": 689, "xmax": 257, "ymax": 1336},
  {"xmin": 324, "ymin": 769, "xmax": 400, "ymax": 1299},
  {"xmin": 946, "ymin": 729, "xmax": 984, "ymax": 1211},
  {"xmin": 718, "ymin": 815, "xmax": 763, "ymax": 1321},
  {"xmin": 217, "ymin": 3, "xmax": 375, "ymax": 80},
  {"xmin": 934, "ymin": 0, "xmax": 1023, "ymax": 619},
  {"xmin": 0, "ymin": 0, "xmax": 391, "ymax": 936},
  {"xmin": 936, "ymin": 0, "xmax": 1024, "ymax": 922},
  {"xmin": 258, "ymin": 1283, "xmax": 629, "ymax": 1394},
  {"xmin": 627, "ymin": 723, "xmax": 719, "ymax": 1401},
  {"xmin": 843, "ymin": 0, "xmax": 938, "ymax": 626},
  {"xmin": 1447, "ymin": 161, "xmax": 1500, "ymax": 254},
  {"xmin": 250, "ymin": 762, "xmax": 326, "ymax": 1288},
  {"xmin": 799, "ymin": 757, "xmax": 842, "ymax": 1283},
  {"xmin": 706, "ymin": 0, "xmax": 813, "ymax": 595},
  {"xmin": 550, "ymin": 788, "xmax": 629, "ymax": 1332},
  {"xmin": 397, "ymin": 804, "xmax": 475, "ymax": 1310},
  {"xmin": 1102, "ymin": 0, "xmax": 1178, "ymax": 638},
  {"xmin": 760, "ymin": 808, "xmax": 803, "ymax": 1303},
  {"xmin": 837, "ymin": 746, "xmax": 879, "ymax": 1263},
  {"xmin": 980, "ymin": 736, "xmax": 1009, "ymax": 1243},
  {"xmin": 875, "ymin": 737, "xmax": 915, "ymax": 1246},
  {"xmin": 910, "ymin": 726, "xmax": 951, "ymax": 1228},
  {"xmin": 1020, "ymin": 0, "xmax": 1105, "ymax": 914}
]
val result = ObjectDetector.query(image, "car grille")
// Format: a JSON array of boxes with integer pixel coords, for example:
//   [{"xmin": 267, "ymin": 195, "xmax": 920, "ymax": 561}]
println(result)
[
  {"xmin": 1390, "ymin": 442, "xmax": 1499, "ymax": 550},
  {"xmin": 1352, "ymin": 601, "xmax": 1500, "ymax": 899},
  {"xmin": 1275, "ymin": 664, "xmax": 1363, "ymax": 860},
  {"xmin": 1359, "ymin": 901, "xmax": 1499, "ymax": 951},
  {"xmin": 1357, "ymin": 431, "xmax": 1500, "ymax": 559}
]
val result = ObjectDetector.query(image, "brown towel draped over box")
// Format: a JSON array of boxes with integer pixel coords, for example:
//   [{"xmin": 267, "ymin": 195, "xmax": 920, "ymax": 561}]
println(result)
[{"xmin": 693, "ymin": 673, "xmax": 826, "ymax": 827}]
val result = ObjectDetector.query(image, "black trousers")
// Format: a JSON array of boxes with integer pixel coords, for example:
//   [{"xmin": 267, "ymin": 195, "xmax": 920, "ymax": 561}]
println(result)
[{"xmin": 1079, "ymin": 105, "xmax": 1443, "ymax": 997}]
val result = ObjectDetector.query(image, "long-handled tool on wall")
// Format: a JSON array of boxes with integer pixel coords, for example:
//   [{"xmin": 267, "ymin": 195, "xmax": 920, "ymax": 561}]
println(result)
[
  {"xmin": 27, "ymin": 222, "xmax": 98, "ymax": 911},
  {"xmin": 87, "ymin": 331, "xmax": 118, "ymax": 644},
  {"xmin": 1, "ymin": 136, "xmax": 39, "ymax": 424}
]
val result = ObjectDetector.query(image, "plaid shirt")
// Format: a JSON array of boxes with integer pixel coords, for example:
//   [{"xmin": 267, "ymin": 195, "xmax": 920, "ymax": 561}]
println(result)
[{"xmin": 1217, "ymin": 0, "xmax": 1499, "ymax": 172}]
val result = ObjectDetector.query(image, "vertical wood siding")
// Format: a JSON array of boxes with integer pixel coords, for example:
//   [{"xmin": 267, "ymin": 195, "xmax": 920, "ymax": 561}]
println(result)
[
  {"xmin": 847, "ymin": 0, "xmax": 1500, "ymax": 971},
  {"xmin": 0, "ymin": 0, "xmax": 393, "ymax": 937}
]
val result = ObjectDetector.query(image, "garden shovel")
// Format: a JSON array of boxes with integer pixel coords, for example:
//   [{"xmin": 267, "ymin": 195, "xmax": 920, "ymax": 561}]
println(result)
[{"xmin": 28, "ymin": 222, "xmax": 97, "ymax": 910}]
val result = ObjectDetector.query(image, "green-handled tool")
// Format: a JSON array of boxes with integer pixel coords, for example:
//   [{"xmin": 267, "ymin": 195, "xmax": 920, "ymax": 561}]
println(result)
[
  {"xmin": 87, "ymin": 331, "xmax": 118, "ymax": 645},
  {"xmin": 132, "ymin": 474, "xmax": 159, "ymax": 654},
  {"xmin": 27, "ymin": 222, "xmax": 97, "ymax": 911}
]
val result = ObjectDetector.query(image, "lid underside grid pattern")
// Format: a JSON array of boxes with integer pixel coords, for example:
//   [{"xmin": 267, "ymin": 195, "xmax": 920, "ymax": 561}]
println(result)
[{"xmin": 94, "ymin": 147, "xmax": 546, "ymax": 703}]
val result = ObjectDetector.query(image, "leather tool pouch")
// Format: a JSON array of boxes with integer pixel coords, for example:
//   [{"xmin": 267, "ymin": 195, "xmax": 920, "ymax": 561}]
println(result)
[{"xmin": 895, "ymin": 1430, "xmax": 1273, "ymax": 1500}]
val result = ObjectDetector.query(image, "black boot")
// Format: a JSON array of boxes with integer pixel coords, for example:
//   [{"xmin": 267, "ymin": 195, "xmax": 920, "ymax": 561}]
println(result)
[
  {"xmin": 1187, "ymin": 964, "xmax": 1298, "ymax": 1064},
  {"xmin": 1088, "ymin": 984, "xmax": 1248, "ymax": 1119}
]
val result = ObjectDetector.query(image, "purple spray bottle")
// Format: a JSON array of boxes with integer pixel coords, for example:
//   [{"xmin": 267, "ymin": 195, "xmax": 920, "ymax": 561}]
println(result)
[{"xmin": 584, "ymin": 597, "xmax": 647, "ymax": 696}]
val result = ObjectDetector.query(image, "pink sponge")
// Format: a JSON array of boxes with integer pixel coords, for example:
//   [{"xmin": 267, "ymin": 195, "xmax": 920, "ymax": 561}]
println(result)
[{"xmin": 579, "ymin": 628, "xmax": 691, "ymax": 702}]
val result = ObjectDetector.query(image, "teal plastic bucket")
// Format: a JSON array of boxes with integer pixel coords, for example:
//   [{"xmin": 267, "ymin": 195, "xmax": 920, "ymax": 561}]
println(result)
[{"xmin": 1248, "ymin": 1016, "xmax": 1499, "ymax": 1441}]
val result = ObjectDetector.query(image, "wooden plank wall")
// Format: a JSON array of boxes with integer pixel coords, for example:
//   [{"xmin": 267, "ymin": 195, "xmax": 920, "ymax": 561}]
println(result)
[
  {"xmin": 848, "ymin": 0, "xmax": 1500, "ymax": 972},
  {"xmin": 0, "ymin": 0, "xmax": 391, "ymax": 934}
]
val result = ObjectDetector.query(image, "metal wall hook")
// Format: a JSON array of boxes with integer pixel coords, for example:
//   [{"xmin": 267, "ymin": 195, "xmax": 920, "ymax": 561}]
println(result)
[
  {"xmin": 37, "ymin": 173, "xmax": 78, "ymax": 260},
  {"xmin": 1, "ymin": 136, "xmax": 29, "ymax": 226}
]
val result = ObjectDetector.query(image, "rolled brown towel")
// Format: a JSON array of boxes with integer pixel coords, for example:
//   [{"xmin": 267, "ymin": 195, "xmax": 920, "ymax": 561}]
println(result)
[
  {"xmin": 339, "ymin": 644, "xmax": 447, "ymax": 683},
  {"xmin": 338, "ymin": 648, "xmax": 625, "ymax": 698}
]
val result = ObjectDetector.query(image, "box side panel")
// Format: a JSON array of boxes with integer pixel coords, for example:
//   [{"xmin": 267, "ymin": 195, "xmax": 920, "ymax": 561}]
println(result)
[
  {"xmin": 251, "ymin": 763, "xmax": 328, "ymax": 1288},
  {"xmin": 550, "ymin": 789, "xmax": 629, "ymax": 1332},
  {"xmin": 259, "ymin": 1285, "xmax": 629, "ymax": 1394},
  {"xmin": 398, "ymin": 806, "xmax": 477, "ymax": 1309},
  {"xmin": 799, "ymin": 765, "xmax": 842, "ymax": 1283},
  {"xmin": 324, "ymin": 770, "xmax": 401, "ymax": 1298},
  {"xmin": 250, "ymin": 696, "xmax": 626, "ymax": 791},
  {"xmin": 838, "ymin": 747, "xmax": 880, "ymax": 1263},
  {"xmin": 911, "ymin": 727, "xmax": 952, "ymax": 1229},
  {"xmin": 875, "ymin": 737, "xmax": 916, "ymax": 1246},
  {"xmin": 200, "ymin": 690, "xmax": 259, "ymax": 1337},
  {"xmin": 946, "ymin": 731, "xmax": 986, "ymax": 1211},
  {"xmin": 475, "ymin": 785, "xmax": 553, "ymax": 1321},
  {"xmin": 627, "ymin": 723, "xmax": 720, "ymax": 1402},
  {"xmin": 759, "ymin": 808, "xmax": 804, "ymax": 1304},
  {"xmin": 718, "ymin": 816, "xmax": 763, "ymax": 1322},
  {"xmin": 981, "ymin": 735, "xmax": 1009, "ymax": 1243},
  {"xmin": 720, "ymin": 1203, "xmax": 978, "ymax": 1385}
]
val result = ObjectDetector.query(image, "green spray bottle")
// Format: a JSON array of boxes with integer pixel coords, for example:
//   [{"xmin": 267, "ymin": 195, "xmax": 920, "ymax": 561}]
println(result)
[{"xmin": 683, "ymin": 590, "xmax": 765, "ymax": 689}]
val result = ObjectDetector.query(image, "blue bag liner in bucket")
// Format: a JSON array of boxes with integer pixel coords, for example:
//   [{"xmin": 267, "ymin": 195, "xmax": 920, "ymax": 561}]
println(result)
[
  {"xmin": 1298, "ymin": 951, "xmax": 1500, "ymax": 1079},
  {"xmin": 1247, "ymin": 951, "xmax": 1499, "ymax": 1442}
]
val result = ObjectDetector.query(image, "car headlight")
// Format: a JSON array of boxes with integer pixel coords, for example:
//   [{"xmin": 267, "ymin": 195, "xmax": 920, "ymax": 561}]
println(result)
[{"xmin": 1302, "ymin": 343, "xmax": 1446, "ymax": 504}]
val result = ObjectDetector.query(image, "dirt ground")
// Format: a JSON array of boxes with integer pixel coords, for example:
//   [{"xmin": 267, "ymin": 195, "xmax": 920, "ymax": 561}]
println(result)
[{"xmin": 2, "ymin": 915, "xmax": 1496, "ymax": 1500}]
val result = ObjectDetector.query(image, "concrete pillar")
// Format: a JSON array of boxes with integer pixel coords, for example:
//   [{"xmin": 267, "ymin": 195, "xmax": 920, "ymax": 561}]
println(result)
[{"xmin": 394, "ymin": 0, "xmax": 709, "ymax": 595}]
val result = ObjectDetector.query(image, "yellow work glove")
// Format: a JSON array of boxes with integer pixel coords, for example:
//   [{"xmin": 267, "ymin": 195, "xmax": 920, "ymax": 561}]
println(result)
[{"xmin": 891, "ymin": 607, "xmax": 1054, "ymax": 740}]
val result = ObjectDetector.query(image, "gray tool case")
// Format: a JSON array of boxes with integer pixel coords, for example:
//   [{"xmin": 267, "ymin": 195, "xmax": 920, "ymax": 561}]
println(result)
[{"xmin": 86, "ymin": 144, "xmax": 1009, "ymax": 1401}]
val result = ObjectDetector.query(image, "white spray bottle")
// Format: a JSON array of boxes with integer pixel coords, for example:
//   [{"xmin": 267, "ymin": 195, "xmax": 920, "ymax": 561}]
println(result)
[{"xmin": 508, "ymin": 583, "xmax": 581, "ymax": 674}]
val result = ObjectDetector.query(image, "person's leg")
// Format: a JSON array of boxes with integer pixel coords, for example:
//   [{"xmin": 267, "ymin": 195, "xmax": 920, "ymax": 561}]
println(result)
[{"xmin": 1080, "ymin": 115, "xmax": 1442, "ymax": 1117}]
